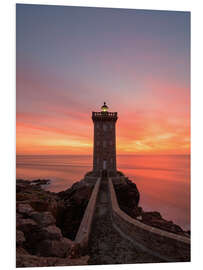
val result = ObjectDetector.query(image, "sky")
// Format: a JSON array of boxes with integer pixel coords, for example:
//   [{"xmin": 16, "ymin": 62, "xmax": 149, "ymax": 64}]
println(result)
[{"xmin": 16, "ymin": 4, "xmax": 190, "ymax": 155}]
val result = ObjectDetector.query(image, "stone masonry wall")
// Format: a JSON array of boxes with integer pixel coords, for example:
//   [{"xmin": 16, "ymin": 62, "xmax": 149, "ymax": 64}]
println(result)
[{"xmin": 92, "ymin": 113, "xmax": 117, "ymax": 174}]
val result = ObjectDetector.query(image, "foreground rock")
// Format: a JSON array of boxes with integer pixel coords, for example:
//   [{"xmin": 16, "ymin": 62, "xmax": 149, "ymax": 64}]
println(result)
[
  {"xmin": 113, "ymin": 176, "xmax": 140, "ymax": 211},
  {"xmin": 57, "ymin": 181, "xmax": 93, "ymax": 239},
  {"xmin": 16, "ymin": 249, "xmax": 89, "ymax": 268},
  {"xmin": 16, "ymin": 179, "xmax": 93, "ymax": 267},
  {"xmin": 16, "ymin": 176, "xmax": 189, "ymax": 267}
]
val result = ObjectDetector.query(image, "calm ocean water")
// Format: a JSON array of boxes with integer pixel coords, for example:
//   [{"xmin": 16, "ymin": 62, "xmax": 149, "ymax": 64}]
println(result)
[{"xmin": 16, "ymin": 154, "xmax": 190, "ymax": 230}]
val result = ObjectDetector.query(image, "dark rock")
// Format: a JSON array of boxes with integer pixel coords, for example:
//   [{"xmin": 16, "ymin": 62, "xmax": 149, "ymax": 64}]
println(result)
[
  {"xmin": 40, "ymin": 225, "xmax": 62, "ymax": 240},
  {"xmin": 16, "ymin": 230, "xmax": 25, "ymax": 246},
  {"xmin": 58, "ymin": 181, "xmax": 91, "ymax": 200},
  {"xmin": 17, "ymin": 218, "xmax": 38, "ymax": 233},
  {"xmin": 23, "ymin": 225, "xmax": 63, "ymax": 254},
  {"xmin": 16, "ymin": 212, "xmax": 23, "ymax": 221},
  {"xmin": 16, "ymin": 252, "xmax": 89, "ymax": 268},
  {"xmin": 16, "ymin": 203, "xmax": 34, "ymax": 217},
  {"xmin": 16, "ymin": 246, "xmax": 29, "ymax": 256},
  {"xmin": 16, "ymin": 253, "xmax": 49, "ymax": 268},
  {"xmin": 36, "ymin": 237, "xmax": 73, "ymax": 258},
  {"xmin": 71, "ymin": 186, "xmax": 92, "ymax": 205},
  {"xmin": 113, "ymin": 178, "xmax": 140, "ymax": 217},
  {"xmin": 142, "ymin": 211, "xmax": 162, "ymax": 221},
  {"xmin": 140, "ymin": 211, "xmax": 185, "ymax": 234},
  {"xmin": 57, "ymin": 183, "xmax": 93, "ymax": 240},
  {"xmin": 29, "ymin": 200, "xmax": 50, "ymax": 212},
  {"xmin": 30, "ymin": 211, "xmax": 56, "ymax": 227},
  {"xmin": 132, "ymin": 206, "xmax": 143, "ymax": 217},
  {"xmin": 85, "ymin": 171, "xmax": 93, "ymax": 177},
  {"xmin": 29, "ymin": 198, "xmax": 60, "ymax": 219},
  {"xmin": 31, "ymin": 179, "xmax": 51, "ymax": 186},
  {"xmin": 16, "ymin": 178, "xmax": 92, "ymax": 266},
  {"xmin": 117, "ymin": 171, "xmax": 124, "ymax": 176}
]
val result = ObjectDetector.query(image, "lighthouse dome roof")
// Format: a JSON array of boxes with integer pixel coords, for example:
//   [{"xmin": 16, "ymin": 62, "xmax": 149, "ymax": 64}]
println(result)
[{"xmin": 101, "ymin": 102, "xmax": 109, "ymax": 112}]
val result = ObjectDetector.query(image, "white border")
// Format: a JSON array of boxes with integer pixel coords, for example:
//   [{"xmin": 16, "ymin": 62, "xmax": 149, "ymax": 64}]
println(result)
[
  {"xmin": 9, "ymin": 0, "xmax": 193, "ymax": 11},
  {"xmin": 1, "ymin": 0, "xmax": 203, "ymax": 269}
]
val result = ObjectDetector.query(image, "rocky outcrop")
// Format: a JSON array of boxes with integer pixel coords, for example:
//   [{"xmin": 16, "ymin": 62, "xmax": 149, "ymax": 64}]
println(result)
[
  {"xmin": 16, "ymin": 230, "xmax": 25, "ymax": 247},
  {"xmin": 35, "ymin": 237, "xmax": 73, "ymax": 258},
  {"xmin": 16, "ymin": 179, "xmax": 93, "ymax": 267},
  {"xmin": 113, "ymin": 177, "xmax": 140, "ymax": 214},
  {"xmin": 57, "ymin": 181, "xmax": 93, "ymax": 240},
  {"xmin": 16, "ymin": 251, "xmax": 89, "ymax": 268},
  {"xmin": 140, "ymin": 210, "xmax": 189, "ymax": 236}
]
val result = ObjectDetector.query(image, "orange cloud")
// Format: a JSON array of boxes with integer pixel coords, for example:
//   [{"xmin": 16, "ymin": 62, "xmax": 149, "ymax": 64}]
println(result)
[{"xmin": 16, "ymin": 70, "xmax": 190, "ymax": 155}]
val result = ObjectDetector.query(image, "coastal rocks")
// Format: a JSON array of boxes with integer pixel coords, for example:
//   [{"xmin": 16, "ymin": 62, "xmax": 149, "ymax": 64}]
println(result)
[
  {"xmin": 31, "ymin": 179, "xmax": 51, "ymax": 186},
  {"xmin": 113, "ymin": 177, "xmax": 140, "ymax": 214},
  {"xmin": 16, "ymin": 179, "xmax": 63, "ymax": 222},
  {"xmin": 36, "ymin": 237, "xmax": 73, "ymax": 258},
  {"xmin": 142, "ymin": 211, "xmax": 162, "ymax": 220},
  {"xmin": 16, "ymin": 230, "xmax": 25, "ymax": 246},
  {"xmin": 141, "ymin": 211, "xmax": 185, "ymax": 235},
  {"xmin": 16, "ymin": 253, "xmax": 89, "ymax": 268},
  {"xmin": 71, "ymin": 185, "xmax": 93, "ymax": 205},
  {"xmin": 16, "ymin": 180, "xmax": 30, "ymax": 193},
  {"xmin": 17, "ymin": 218, "xmax": 38, "ymax": 233},
  {"xmin": 17, "ymin": 203, "xmax": 34, "ymax": 216},
  {"xmin": 30, "ymin": 211, "xmax": 56, "ymax": 226},
  {"xmin": 57, "ymin": 183, "xmax": 93, "ymax": 240},
  {"xmin": 23, "ymin": 225, "xmax": 63, "ymax": 251},
  {"xmin": 29, "ymin": 198, "xmax": 60, "ymax": 216},
  {"xmin": 16, "ymin": 253, "xmax": 49, "ymax": 268},
  {"xmin": 40, "ymin": 225, "xmax": 62, "ymax": 240},
  {"xmin": 16, "ymin": 178, "xmax": 93, "ymax": 266},
  {"xmin": 23, "ymin": 225, "xmax": 64, "ymax": 255},
  {"xmin": 58, "ymin": 180, "xmax": 92, "ymax": 200},
  {"xmin": 131, "ymin": 206, "xmax": 143, "ymax": 217}
]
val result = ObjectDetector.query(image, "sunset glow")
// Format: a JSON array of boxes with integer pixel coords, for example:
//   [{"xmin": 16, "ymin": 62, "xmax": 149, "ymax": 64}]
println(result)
[{"xmin": 16, "ymin": 5, "xmax": 190, "ymax": 155}]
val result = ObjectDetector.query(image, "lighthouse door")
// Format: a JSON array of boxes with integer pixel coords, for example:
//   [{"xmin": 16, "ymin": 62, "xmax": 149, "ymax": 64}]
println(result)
[{"xmin": 103, "ymin": 160, "xmax": 107, "ymax": 170}]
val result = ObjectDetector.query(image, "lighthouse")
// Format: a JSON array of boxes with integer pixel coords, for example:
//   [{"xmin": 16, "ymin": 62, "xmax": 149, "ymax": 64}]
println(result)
[{"xmin": 92, "ymin": 102, "xmax": 118, "ymax": 176}]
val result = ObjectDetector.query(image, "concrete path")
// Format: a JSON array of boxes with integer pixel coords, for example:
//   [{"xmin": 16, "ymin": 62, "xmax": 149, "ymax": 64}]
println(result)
[{"xmin": 88, "ymin": 178, "xmax": 164, "ymax": 265}]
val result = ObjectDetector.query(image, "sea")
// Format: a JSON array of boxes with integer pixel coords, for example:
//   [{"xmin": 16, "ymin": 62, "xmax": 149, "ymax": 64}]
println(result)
[{"xmin": 16, "ymin": 154, "xmax": 190, "ymax": 230}]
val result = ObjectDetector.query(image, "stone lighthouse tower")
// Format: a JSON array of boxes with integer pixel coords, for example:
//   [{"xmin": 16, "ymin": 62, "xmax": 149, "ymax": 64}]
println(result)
[{"xmin": 92, "ymin": 102, "xmax": 118, "ymax": 176}]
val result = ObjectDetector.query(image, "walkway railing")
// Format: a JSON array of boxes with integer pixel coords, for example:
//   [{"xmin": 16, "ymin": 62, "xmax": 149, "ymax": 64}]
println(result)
[{"xmin": 74, "ymin": 177, "xmax": 101, "ymax": 254}]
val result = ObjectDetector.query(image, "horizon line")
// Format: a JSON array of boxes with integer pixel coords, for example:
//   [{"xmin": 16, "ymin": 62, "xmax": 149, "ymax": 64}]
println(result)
[{"xmin": 16, "ymin": 153, "xmax": 190, "ymax": 156}]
